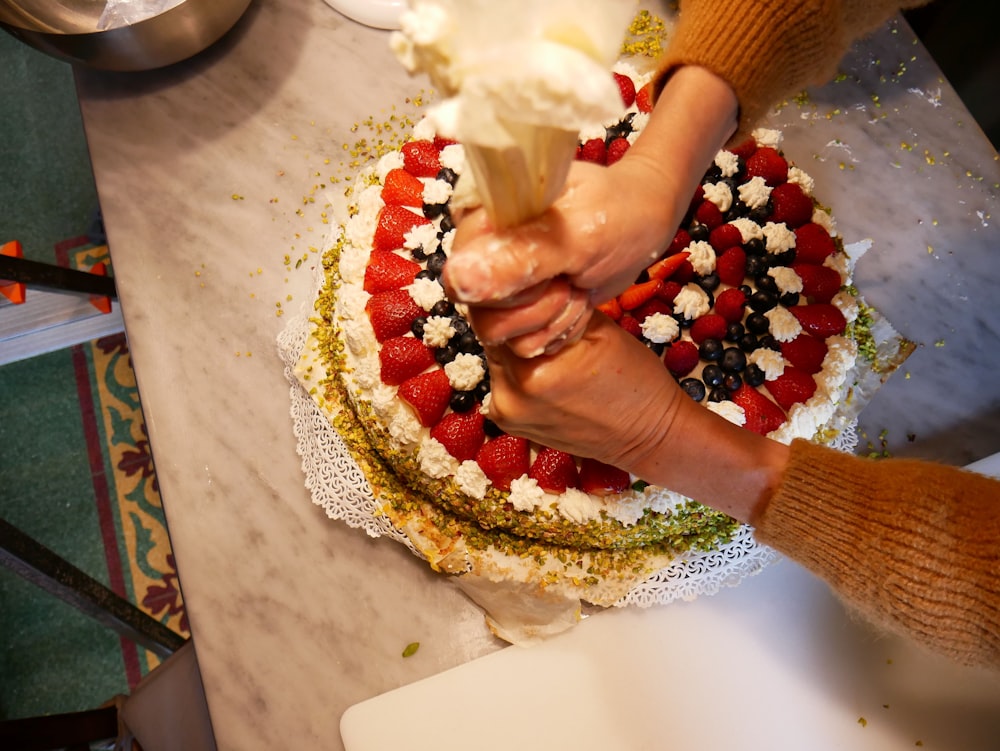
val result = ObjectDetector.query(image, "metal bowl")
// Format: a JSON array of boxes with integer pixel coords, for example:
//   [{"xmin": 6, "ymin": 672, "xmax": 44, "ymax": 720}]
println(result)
[{"xmin": 0, "ymin": 0, "xmax": 252, "ymax": 71}]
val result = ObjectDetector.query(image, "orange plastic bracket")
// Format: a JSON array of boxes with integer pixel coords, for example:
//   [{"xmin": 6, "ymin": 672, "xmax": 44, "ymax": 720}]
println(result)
[{"xmin": 0, "ymin": 240, "xmax": 27, "ymax": 304}]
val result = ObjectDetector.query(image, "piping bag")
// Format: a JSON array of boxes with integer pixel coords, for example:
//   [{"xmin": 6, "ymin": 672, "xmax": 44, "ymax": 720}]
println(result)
[{"xmin": 390, "ymin": 0, "xmax": 635, "ymax": 229}]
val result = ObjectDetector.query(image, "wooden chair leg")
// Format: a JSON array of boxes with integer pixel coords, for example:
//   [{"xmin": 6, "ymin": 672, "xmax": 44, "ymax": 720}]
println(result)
[{"xmin": 0, "ymin": 705, "xmax": 119, "ymax": 751}]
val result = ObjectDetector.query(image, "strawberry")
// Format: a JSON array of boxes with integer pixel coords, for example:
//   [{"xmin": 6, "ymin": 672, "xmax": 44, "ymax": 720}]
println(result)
[
  {"xmin": 476, "ymin": 435, "xmax": 530, "ymax": 491},
  {"xmin": 617, "ymin": 315, "xmax": 643, "ymax": 338},
  {"xmin": 671, "ymin": 259, "xmax": 696, "ymax": 284},
  {"xmin": 380, "ymin": 168, "xmax": 425, "ymax": 208},
  {"xmin": 606, "ymin": 137, "xmax": 630, "ymax": 165},
  {"xmin": 378, "ymin": 336, "xmax": 436, "ymax": 385},
  {"xmin": 579, "ymin": 138, "xmax": 607, "ymax": 165},
  {"xmin": 793, "ymin": 223, "xmax": 837, "ymax": 264},
  {"xmin": 618, "ymin": 279, "xmax": 662, "ymax": 310},
  {"xmin": 656, "ymin": 280, "xmax": 683, "ymax": 303},
  {"xmin": 363, "ymin": 251, "xmax": 421, "ymax": 293},
  {"xmin": 790, "ymin": 303, "xmax": 847, "ymax": 338},
  {"xmin": 579, "ymin": 458, "xmax": 631, "ymax": 496},
  {"xmin": 768, "ymin": 182, "xmax": 814, "ymax": 228},
  {"xmin": 646, "ymin": 251, "xmax": 690, "ymax": 281},
  {"xmin": 632, "ymin": 297, "xmax": 674, "ymax": 324},
  {"xmin": 744, "ymin": 147, "xmax": 788, "ymax": 186},
  {"xmin": 714, "ymin": 287, "xmax": 747, "ymax": 323},
  {"xmin": 764, "ymin": 366, "xmax": 817, "ymax": 411},
  {"xmin": 792, "ymin": 262, "xmax": 841, "ymax": 303},
  {"xmin": 780, "ymin": 333, "xmax": 828, "ymax": 375},
  {"xmin": 690, "ymin": 313, "xmax": 728, "ymax": 344},
  {"xmin": 716, "ymin": 246, "xmax": 747, "ymax": 287},
  {"xmin": 709, "ymin": 223, "xmax": 743, "ymax": 252},
  {"xmin": 433, "ymin": 135, "xmax": 457, "ymax": 151},
  {"xmin": 729, "ymin": 138, "xmax": 758, "ymax": 160},
  {"xmin": 365, "ymin": 288, "xmax": 425, "ymax": 342},
  {"xmin": 373, "ymin": 204, "xmax": 430, "ymax": 253},
  {"xmin": 667, "ymin": 228, "xmax": 692, "ymax": 256},
  {"xmin": 694, "ymin": 200, "xmax": 724, "ymax": 229},
  {"xmin": 398, "ymin": 369, "xmax": 452, "ymax": 427},
  {"xmin": 430, "ymin": 409, "xmax": 485, "ymax": 461},
  {"xmin": 635, "ymin": 82, "xmax": 654, "ymax": 113},
  {"xmin": 731, "ymin": 384, "xmax": 786, "ymax": 435},
  {"xmin": 401, "ymin": 139, "xmax": 441, "ymax": 177},
  {"xmin": 663, "ymin": 340, "xmax": 699, "ymax": 377},
  {"xmin": 595, "ymin": 297, "xmax": 623, "ymax": 321},
  {"xmin": 613, "ymin": 72, "xmax": 636, "ymax": 108},
  {"xmin": 529, "ymin": 447, "xmax": 580, "ymax": 493}
]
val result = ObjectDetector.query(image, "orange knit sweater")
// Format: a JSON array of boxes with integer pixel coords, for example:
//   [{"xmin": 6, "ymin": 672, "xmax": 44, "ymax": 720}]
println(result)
[{"xmin": 755, "ymin": 440, "xmax": 1000, "ymax": 669}]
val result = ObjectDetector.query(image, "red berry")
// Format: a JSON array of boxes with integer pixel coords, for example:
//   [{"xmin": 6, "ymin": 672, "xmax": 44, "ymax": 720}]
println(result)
[
  {"xmin": 731, "ymin": 384, "xmax": 786, "ymax": 435},
  {"xmin": 606, "ymin": 137, "xmax": 630, "ymax": 165},
  {"xmin": 617, "ymin": 314, "xmax": 643, "ymax": 338},
  {"xmin": 671, "ymin": 259, "xmax": 696, "ymax": 284},
  {"xmin": 709, "ymin": 223, "xmax": 743, "ymax": 251},
  {"xmin": 476, "ymin": 435, "xmax": 530, "ymax": 491},
  {"xmin": 729, "ymin": 138, "xmax": 758, "ymax": 160},
  {"xmin": 663, "ymin": 340, "xmax": 699, "ymax": 377},
  {"xmin": 433, "ymin": 135, "xmax": 457, "ymax": 151},
  {"xmin": 656, "ymin": 280, "xmax": 683, "ymax": 303},
  {"xmin": 716, "ymin": 246, "xmax": 747, "ymax": 287},
  {"xmin": 380, "ymin": 167, "xmax": 425, "ymax": 207},
  {"xmin": 667, "ymin": 229, "xmax": 692, "ymax": 256},
  {"xmin": 398, "ymin": 369, "xmax": 452, "ymax": 427},
  {"xmin": 745, "ymin": 147, "xmax": 788, "ymax": 186},
  {"xmin": 613, "ymin": 72, "xmax": 636, "ymax": 108},
  {"xmin": 579, "ymin": 458, "xmax": 631, "ymax": 496},
  {"xmin": 579, "ymin": 138, "xmax": 607, "ymax": 165},
  {"xmin": 401, "ymin": 139, "xmax": 441, "ymax": 177},
  {"xmin": 694, "ymin": 200, "xmax": 724, "ymax": 229},
  {"xmin": 528, "ymin": 448, "xmax": 580, "ymax": 493},
  {"xmin": 780, "ymin": 333, "xmax": 828, "ymax": 375},
  {"xmin": 690, "ymin": 313, "xmax": 728, "ymax": 344},
  {"xmin": 769, "ymin": 182, "xmax": 814, "ymax": 228},
  {"xmin": 793, "ymin": 223, "xmax": 837, "ymax": 264},
  {"xmin": 430, "ymin": 410, "xmax": 486, "ymax": 461},
  {"xmin": 632, "ymin": 297, "xmax": 673, "ymax": 324},
  {"xmin": 365, "ymin": 288, "xmax": 424, "ymax": 342},
  {"xmin": 764, "ymin": 366, "xmax": 818, "ymax": 411},
  {"xmin": 373, "ymin": 204, "xmax": 430, "ymax": 253},
  {"xmin": 635, "ymin": 82, "xmax": 654, "ymax": 113},
  {"xmin": 378, "ymin": 336, "xmax": 436, "ymax": 385},
  {"xmin": 363, "ymin": 251, "xmax": 420, "ymax": 293},
  {"xmin": 792, "ymin": 262, "xmax": 842, "ymax": 303},
  {"xmin": 790, "ymin": 303, "xmax": 847, "ymax": 338},
  {"xmin": 714, "ymin": 287, "xmax": 747, "ymax": 323}
]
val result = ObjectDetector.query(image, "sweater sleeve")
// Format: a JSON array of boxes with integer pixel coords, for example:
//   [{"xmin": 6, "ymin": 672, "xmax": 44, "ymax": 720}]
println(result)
[
  {"xmin": 753, "ymin": 438, "xmax": 1000, "ymax": 669},
  {"xmin": 655, "ymin": 0, "xmax": 927, "ymax": 139}
]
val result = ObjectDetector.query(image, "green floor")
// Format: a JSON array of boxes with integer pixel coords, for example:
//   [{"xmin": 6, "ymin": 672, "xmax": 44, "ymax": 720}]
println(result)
[{"xmin": 1, "ymin": 31, "xmax": 129, "ymax": 720}]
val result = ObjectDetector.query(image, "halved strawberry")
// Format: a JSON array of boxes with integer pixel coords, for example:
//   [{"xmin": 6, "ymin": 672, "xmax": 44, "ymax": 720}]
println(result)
[
  {"xmin": 793, "ymin": 223, "xmax": 837, "ymax": 263},
  {"xmin": 476, "ymin": 435, "xmax": 530, "ymax": 491},
  {"xmin": 744, "ymin": 147, "xmax": 788, "ymax": 186},
  {"xmin": 667, "ymin": 228, "xmax": 692, "ymax": 256},
  {"xmin": 618, "ymin": 279, "xmax": 662, "ymax": 310},
  {"xmin": 398, "ymin": 369, "xmax": 452, "ymax": 427},
  {"xmin": 617, "ymin": 315, "xmax": 643, "ymax": 338},
  {"xmin": 635, "ymin": 82, "xmax": 654, "ymax": 113},
  {"xmin": 632, "ymin": 297, "xmax": 673, "ymax": 324},
  {"xmin": 764, "ymin": 366, "xmax": 818, "ymax": 411},
  {"xmin": 363, "ymin": 251, "xmax": 421, "ymax": 293},
  {"xmin": 647, "ymin": 251, "xmax": 690, "ymax": 281},
  {"xmin": 768, "ymin": 182, "xmax": 814, "ymax": 228},
  {"xmin": 372, "ymin": 205, "xmax": 430, "ymax": 253},
  {"xmin": 365, "ymin": 288, "xmax": 425, "ymax": 342},
  {"xmin": 378, "ymin": 336, "xmax": 436, "ymax": 385},
  {"xmin": 433, "ymin": 135, "xmax": 457, "ymax": 151},
  {"xmin": 714, "ymin": 287, "xmax": 747, "ymax": 323},
  {"xmin": 401, "ymin": 139, "xmax": 441, "ymax": 178},
  {"xmin": 380, "ymin": 168, "xmax": 425, "ymax": 207},
  {"xmin": 709, "ymin": 223, "xmax": 743, "ymax": 252},
  {"xmin": 663, "ymin": 340, "xmax": 699, "ymax": 377},
  {"xmin": 690, "ymin": 313, "xmax": 728, "ymax": 344},
  {"xmin": 670, "ymin": 259, "xmax": 696, "ymax": 285},
  {"xmin": 731, "ymin": 384, "xmax": 786, "ymax": 436},
  {"xmin": 716, "ymin": 246, "xmax": 747, "ymax": 287},
  {"xmin": 528, "ymin": 447, "xmax": 580, "ymax": 493},
  {"xmin": 656, "ymin": 280, "xmax": 683, "ymax": 303},
  {"xmin": 694, "ymin": 200, "xmax": 724, "ymax": 229},
  {"xmin": 613, "ymin": 72, "xmax": 636, "ymax": 108},
  {"xmin": 579, "ymin": 138, "xmax": 607, "ymax": 165},
  {"xmin": 430, "ymin": 409, "xmax": 485, "ymax": 461},
  {"xmin": 780, "ymin": 333, "xmax": 828, "ymax": 374},
  {"xmin": 790, "ymin": 303, "xmax": 847, "ymax": 338},
  {"xmin": 792, "ymin": 263, "xmax": 841, "ymax": 303},
  {"xmin": 595, "ymin": 297, "xmax": 623, "ymax": 321},
  {"xmin": 606, "ymin": 137, "xmax": 630, "ymax": 165},
  {"xmin": 729, "ymin": 138, "xmax": 758, "ymax": 160},
  {"xmin": 579, "ymin": 458, "xmax": 631, "ymax": 496}
]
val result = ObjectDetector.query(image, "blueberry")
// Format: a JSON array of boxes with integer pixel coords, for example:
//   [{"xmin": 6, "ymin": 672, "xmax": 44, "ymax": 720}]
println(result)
[
  {"xmin": 738, "ymin": 284, "xmax": 754, "ymax": 298},
  {"xmin": 644, "ymin": 339, "xmax": 666, "ymax": 356},
  {"xmin": 723, "ymin": 373, "xmax": 743, "ymax": 391},
  {"xmin": 738, "ymin": 333, "xmax": 759, "ymax": 352},
  {"xmin": 744, "ymin": 363, "xmax": 766, "ymax": 387},
  {"xmin": 430, "ymin": 298, "xmax": 454, "ymax": 317},
  {"xmin": 754, "ymin": 274, "xmax": 778, "ymax": 294},
  {"xmin": 436, "ymin": 167, "xmax": 458, "ymax": 185},
  {"xmin": 474, "ymin": 380, "xmax": 492, "ymax": 402},
  {"xmin": 438, "ymin": 214, "xmax": 456, "ymax": 234},
  {"xmin": 744, "ymin": 237, "xmax": 766, "ymax": 256},
  {"xmin": 457, "ymin": 330, "xmax": 482, "ymax": 354},
  {"xmin": 680, "ymin": 378, "xmax": 706, "ymax": 402},
  {"xmin": 779, "ymin": 292, "xmax": 801, "ymax": 307},
  {"xmin": 451, "ymin": 317, "xmax": 470, "ymax": 335},
  {"xmin": 483, "ymin": 418, "xmax": 504, "ymax": 438},
  {"xmin": 757, "ymin": 334, "xmax": 780, "ymax": 351},
  {"xmin": 769, "ymin": 248, "xmax": 796, "ymax": 267},
  {"xmin": 699, "ymin": 338, "xmax": 724, "ymax": 362},
  {"xmin": 410, "ymin": 246, "xmax": 429, "ymax": 262},
  {"xmin": 749, "ymin": 206, "xmax": 770, "ymax": 224},
  {"xmin": 746, "ymin": 312, "xmax": 770, "ymax": 335},
  {"xmin": 425, "ymin": 250, "xmax": 447, "ymax": 276},
  {"xmin": 702, "ymin": 363, "xmax": 725, "ymax": 388},
  {"xmin": 449, "ymin": 390, "xmax": 475, "ymax": 413},
  {"xmin": 749, "ymin": 290, "xmax": 778, "ymax": 312},
  {"xmin": 708, "ymin": 387, "xmax": 731, "ymax": 403},
  {"xmin": 410, "ymin": 316, "xmax": 427, "ymax": 338},
  {"xmin": 721, "ymin": 347, "xmax": 747, "ymax": 373},
  {"xmin": 725, "ymin": 322, "xmax": 745, "ymax": 342},
  {"xmin": 697, "ymin": 272, "xmax": 721, "ymax": 292},
  {"xmin": 689, "ymin": 224, "xmax": 710, "ymax": 242},
  {"xmin": 745, "ymin": 255, "xmax": 768, "ymax": 278},
  {"xmin": 415, "ymin": 268, "xmax": 436, "ymax": 281},
  {"xmin": 434, "ymin": 343, "xmax": 458, "ymax": 365}
]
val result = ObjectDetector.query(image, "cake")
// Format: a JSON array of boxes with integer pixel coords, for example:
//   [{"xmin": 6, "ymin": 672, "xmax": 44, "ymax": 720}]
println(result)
[{"xmin": 294, "ymin": 54, "xmax": 873, "ymax": 642}]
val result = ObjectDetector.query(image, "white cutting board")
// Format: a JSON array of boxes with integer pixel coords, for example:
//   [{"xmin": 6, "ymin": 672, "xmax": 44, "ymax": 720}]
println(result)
[{"xmin": 341, "ymin": 454, "xmax": 1000, "ymax": 751}]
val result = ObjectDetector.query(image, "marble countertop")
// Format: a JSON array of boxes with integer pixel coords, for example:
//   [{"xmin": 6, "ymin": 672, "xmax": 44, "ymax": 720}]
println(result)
[{"xmin": 72, "ymin": 1, "xmax": 999, "ymax": 748}]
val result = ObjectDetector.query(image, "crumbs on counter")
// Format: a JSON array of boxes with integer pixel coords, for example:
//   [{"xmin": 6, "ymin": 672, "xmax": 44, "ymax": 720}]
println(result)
[
  {"xmin": 858, "ymin": 717, "xmax": 868, "ymax": 728},
  {"xmin": 401, "ymin": 642, "xmax": 420, "ymax": 658}
]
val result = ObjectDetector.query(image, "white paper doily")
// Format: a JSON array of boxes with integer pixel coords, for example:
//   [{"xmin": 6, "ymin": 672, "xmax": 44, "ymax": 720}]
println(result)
[{"xmin": 277, "ymin": 292, "xmax": 860, "ymax": 609}]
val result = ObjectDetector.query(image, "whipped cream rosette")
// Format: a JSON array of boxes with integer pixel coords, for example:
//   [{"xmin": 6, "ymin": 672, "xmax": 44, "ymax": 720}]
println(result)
[{"xmin": 390, "ymin": 0, "xmax": 635, "ymax": 227}]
